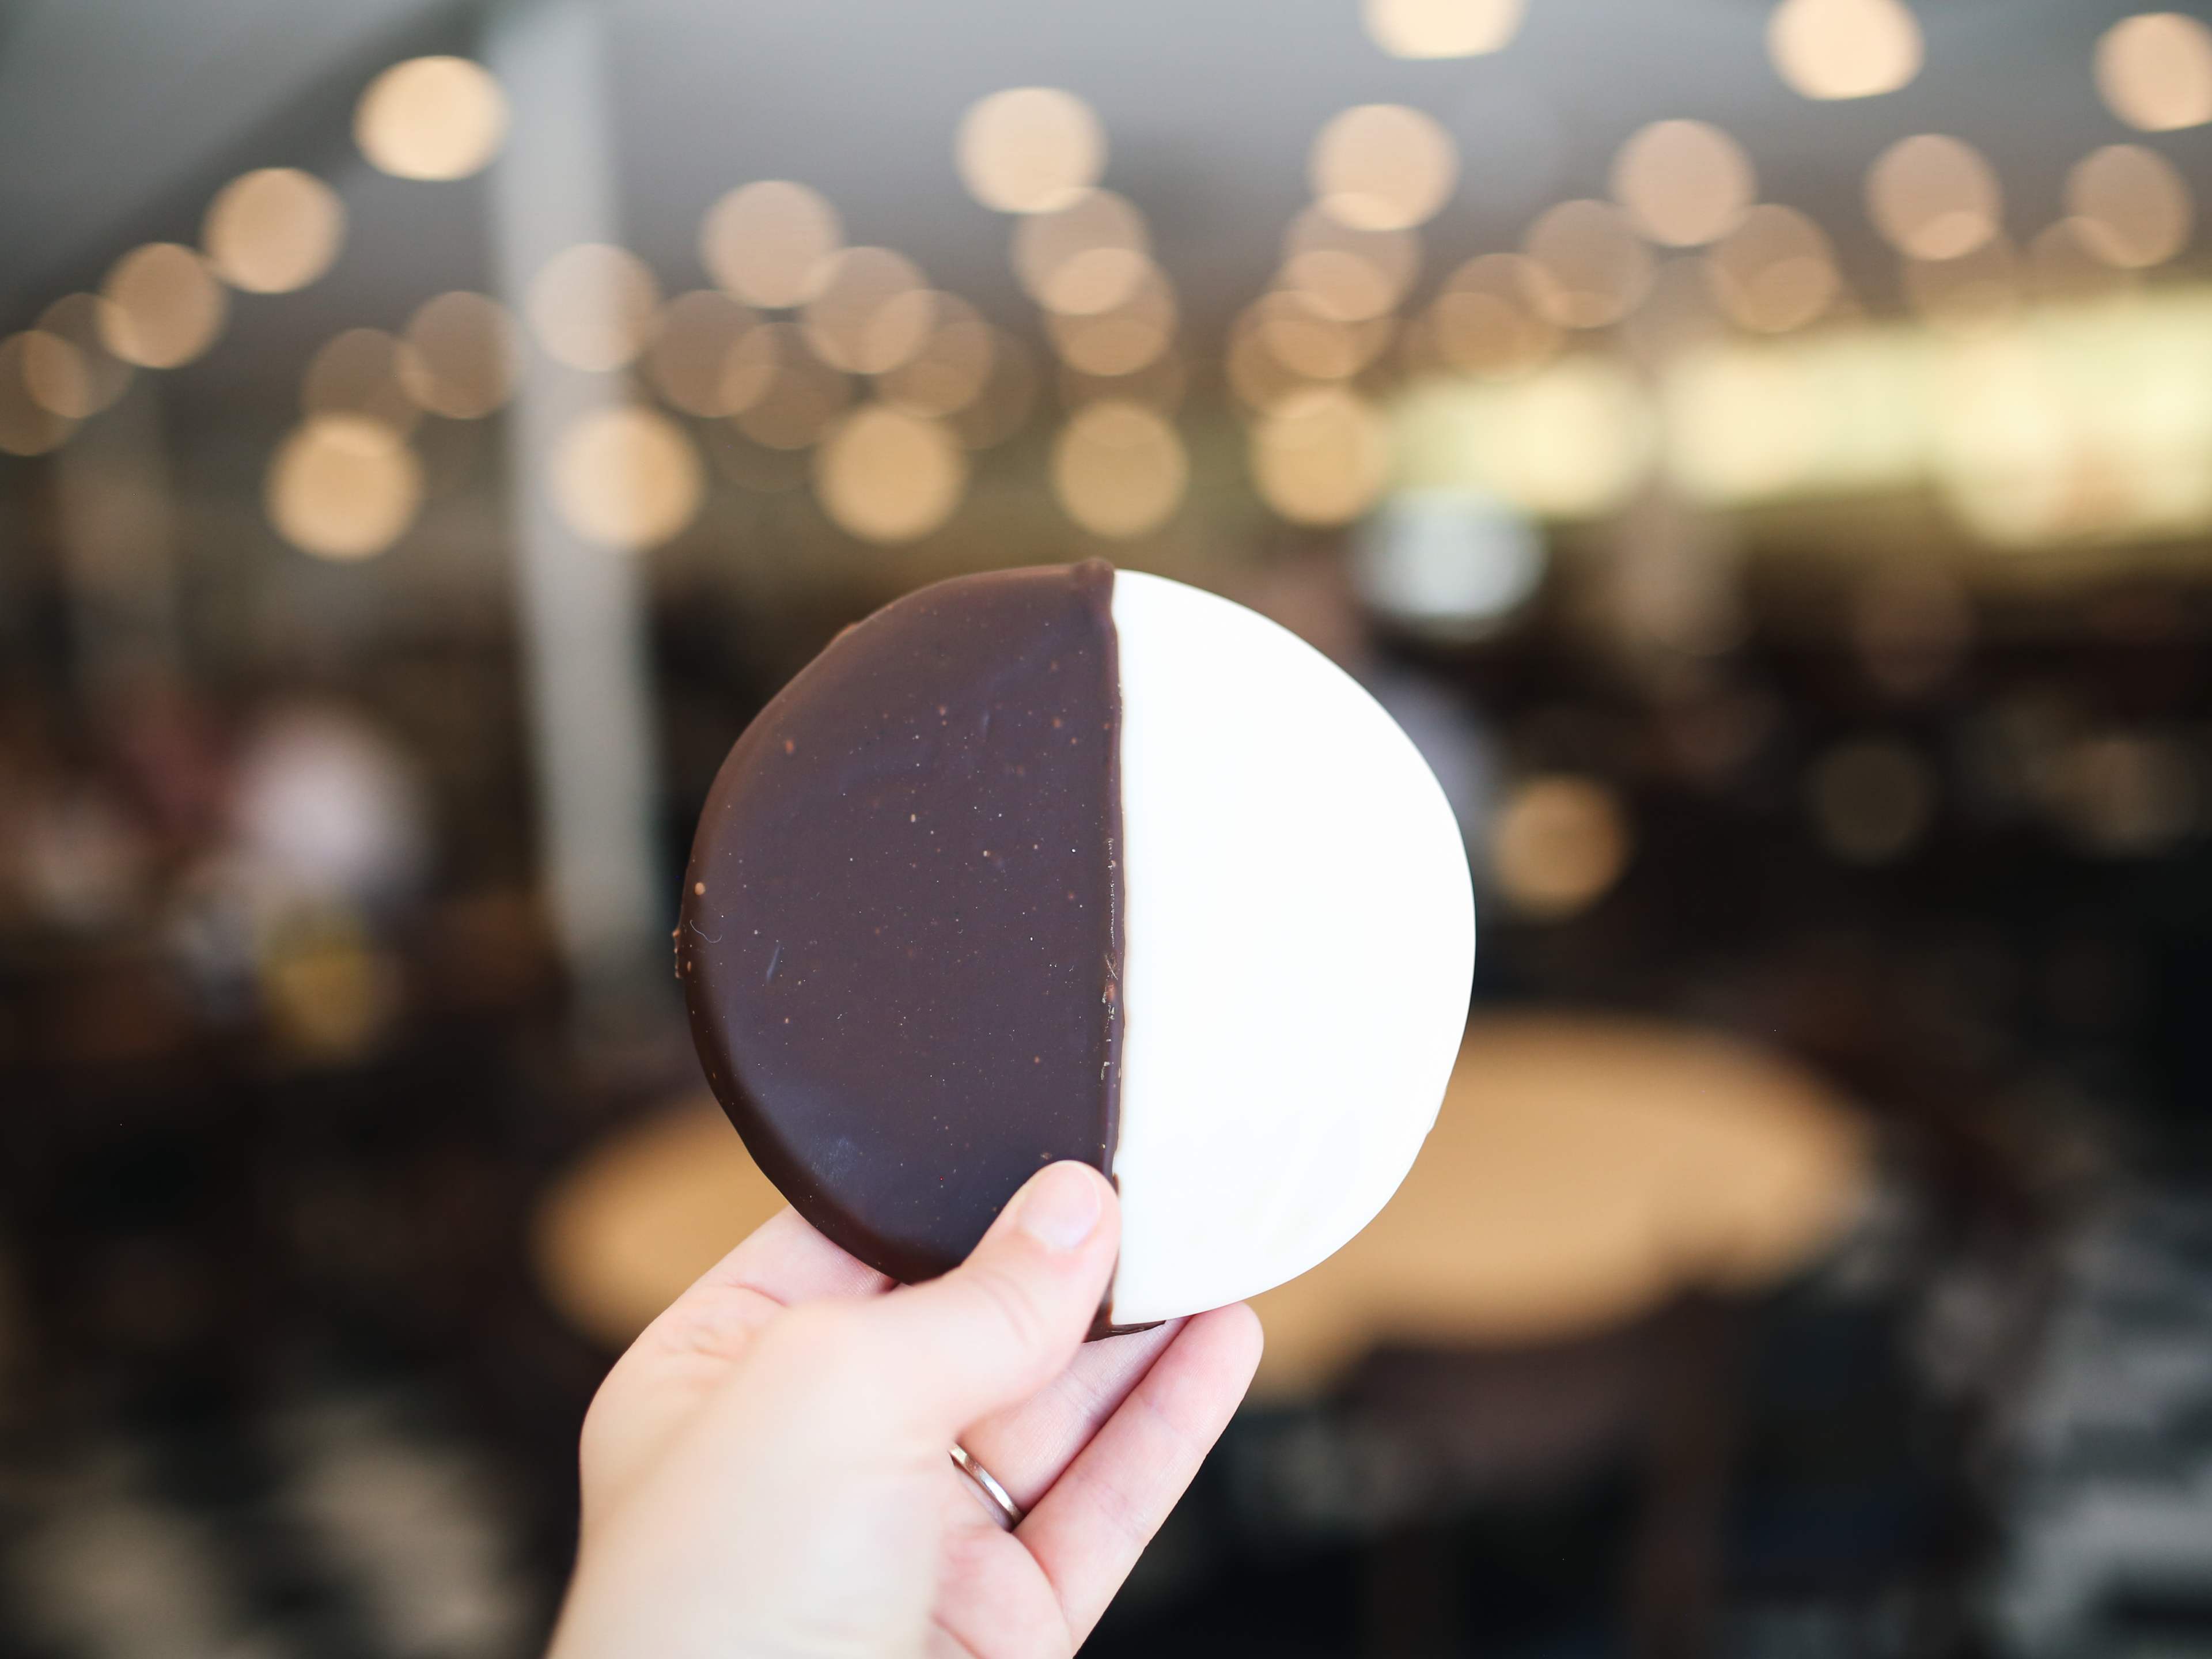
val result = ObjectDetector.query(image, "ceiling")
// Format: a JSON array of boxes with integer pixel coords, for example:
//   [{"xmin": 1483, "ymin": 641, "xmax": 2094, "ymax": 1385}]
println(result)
[{"xmin": 0, "ymin": 0, "xmax": 2202, "ymax": 399}]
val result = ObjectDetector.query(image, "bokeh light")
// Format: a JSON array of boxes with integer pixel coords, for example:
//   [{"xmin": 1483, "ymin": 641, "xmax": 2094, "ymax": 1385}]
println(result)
[
  {"xmin": 1351, "ymin": 490, "xmax": 1546, "ymax": 639},
  {"xmin": 1611, "ymin": 120, "xmax": 1755, "ymax": 248},
  {"xmin": 1768, "ymin": 0, "xmax": 1923, "ymax": 101},
  {"xmin": 525, "ymin": 244, "xmax": 660, "ymax": 373},
  {"xmin": 1051, "ymin": 401, "xmax": 1187, "ymax": 537},
  {"xmin": 354, "ymin": 56, "xmax": 508, "ymax": 181},
  {"xmin": 2095, "ymin": 13, "xmax": 2212, "ymax": 132},
  {"xmin": 399, "ymin": 291, "xmax": 517, "ymax": 419},
  {"xmin": 1246, "ymin": 290, "xmax": 1393, "ymax": 381},
  {"xmin": 202, "ymin": 169, "xmax": 346, "ymax": 294},
  {"xmin": 700, "ymin": 181, "xmax": 843, "ymax": 309},
  {"xmin": 0, "ymin": 334, "xmax": 77, "ymax": 456},
  {"xmin": 1522, "ymin": 200, "xmax": 1655, "ymax": 328},
  {"xmin": 1012, "ymin": 190, "xmax": 1151, "ymax": 315},
  {"xmin": 266, "ymin": 416, "xmax": 423, "ymax": 560},
  {"xmin": 2066, "ymin": 145, "xmax": 2192, "ymax": 268},
  {"xmin": 1704, "ymin": 205, "xmax": 1839, "ymax": 333},
  {"xmin": 814, "ymin": 405, "xmax": 967, "ymax": 541},
  {"xmin": 878, "ymin": 295, "xmax": 997, "ymax": 418},
  {"xmin": 1281, "ymin": 205, "xmax": 1419, "ymax": 322},
  {"xmin": 726, "ymin": 322, "xmax": 853, "ymax": 448},
  {"xmin": 1430, "ymin": 255, "xmax": 1562, "ymax": 378},
  {"xmin": 644, "ymin": 290, "xmax": 759, "ymax": 418},
  {"xmin": 303, "ymin": 328, "xmax": 421, "ymax": 435},
  {"xmin": 2048, "ymin": 733, "xmax": 2200, "ymax": 855},
  {"xmin": 549, "ymin": 405, "xmax": 705, "ymax": 550},
  {"xmin": 956, "ymin": 88, "xmax": 1106, "ymax": 213},
  {"xmin": 14, "ymin": 332, "xmax": 89, "ymax": 429},
  {"xmin": 1249, "ymin": 385, "xmax": 1391, "ymax": 524},
  {"xmin": 1852, "ymin": 563, "xmax": 1974, "ymax": 698},
  {"xmin": 1491, "ymin": 776, "xmax": 1631, "ymax": 919},
  {"xmin": 28, "ymin": 296, "xmax": 133, "ymax": 418},
  {"xmin": 1046, "ymin": 266, "xmax": 1177, "ymax": 376},
  {"xmin": 1362, "ymin": 0, "xmax": 1524, "ymax": 58},
  {"xmin": 1309, "ymin": 105, "xmax": 1459, "ymax": 231},
  {"xmin": 1866, "ymin": 135, "xmax": 2002, "ymax": 260},
  {"xmin": 1806, "ymin": 739, "xmax": 1935, "ymax": 862},
  {"xmin": 98, "ymin": 244, "xmax": 228, "ymax": 369},
  {"xmin": 799, "ymin": 247, "xmax": 931, "ymax": 374}
]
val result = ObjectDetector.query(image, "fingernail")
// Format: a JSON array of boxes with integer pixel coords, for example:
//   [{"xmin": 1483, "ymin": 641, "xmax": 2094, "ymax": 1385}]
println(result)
[{"xmin": 1016, "ymin": 1162, "xmax": 1103, "ymax": 1253}]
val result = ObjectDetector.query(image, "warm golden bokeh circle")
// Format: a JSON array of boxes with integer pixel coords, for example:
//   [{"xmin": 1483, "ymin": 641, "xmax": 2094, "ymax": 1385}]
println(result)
[
  {"xmin": 400, "ymin": 291, "xmax": 518, "ymax": 419},
  {"xmin": 0, "ymin": 334, "xmax": 77, "ymax": 457},
  {"xmin": 878, "ymin": 295, "xmax": 997, "ymax": 418},
  {"xmin": 304, "ymin": 328, "xmax": 422, "ymax": 435},
  {"xmin": 1362, "ymin": 0, "xmax": 1524, "ymax": 59},
  {"xmin": 1013, "ymin": 191, "xmax": 1152, "ymax": 315},
  {"xmin": 267, "ymin": 415, "xmax": 423, "ymax": 560},
  {"xmin": 700, "ymin": 181, "xmax": 843, "ymax": 309},
  {"xmin": 2066, "ymin": 145, "xmax": 2193, "ymax": 268},
  {"xmin": 355, "ymin": 56, "xmax": 509, "ymax": 180},
  {"xmin": 646, "ymin": 290, "xmax": 760, "ymax": 418},
  {"xmin": 1491, "ymin": 775, "xmax": 1631, "ymax": 918},
  {"xmin": 800, "ymin": 247, "xmax": 931, "ymax": 374},
  {"xmin": 1521, "ymin": 200, "xmax": 1654, "ymax": 328},
  {"xmin": 526, "ymin": 244, "xmax": 661, "ymax": 372},
  {"xmin": 99, "ymin": 244, "xmax": 229, "ymax": 369},
  {"xmin": 550, "ymin": 405, "xmax": 706, "ymax": 551},
  {"xmin": 1865, "ymin": 134, "xmax": 2002, "ymax": 261},
  {"xmin": 203, "ymin": 169, "xmax": 347, "ymax": 294},
  {"xmin": 1309, "ymin": 104, "xmax": 1459, "ymax": 231},
  {"xmin": 1703, "ymin": 205, "xmax": 1839, "ymax": 334},
  {"xmin": 31, "ymin": 296, "xmax": 134, "ymax": 418},
  {"xmin": 725, "ymin": 322, "xmax": 853, "ymax": 449},
  {"xmin": 814, "ymin": 405, "xmax": 967, "ymax": 542},
  {"xmin": 956, "ymin": 88, "xmax": 1107, "ymax": 214},
  {"xmin": 1610, "ymin": 120, "xmax": 1755, "ymax": 248},
  {"xmin": 1052, "ymin": 401, "xmax": 1188, "ymax": 537},
  {"xmin": 1249, "ymin": 385, "xmax": 1391, "ymax": 525},
  {"xmin": 1768, "ymin": 0, "xmax": 1923, "ymax": 101},
  {"xmin": 2096, "ymin": 12, "xmax": 2212, "ymax": 132}
]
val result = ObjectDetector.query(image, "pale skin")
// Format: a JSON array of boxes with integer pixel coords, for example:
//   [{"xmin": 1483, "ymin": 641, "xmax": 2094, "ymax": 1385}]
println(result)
[{"xmin": 548, "ymin": 1161, "xmax": 1264, "ymax": 1659}]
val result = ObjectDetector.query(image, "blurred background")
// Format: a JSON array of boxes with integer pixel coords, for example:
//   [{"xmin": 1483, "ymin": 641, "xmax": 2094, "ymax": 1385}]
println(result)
[{"xmin": 4, "ymin": 0, "xmax": 2212, "ymax": 1654}]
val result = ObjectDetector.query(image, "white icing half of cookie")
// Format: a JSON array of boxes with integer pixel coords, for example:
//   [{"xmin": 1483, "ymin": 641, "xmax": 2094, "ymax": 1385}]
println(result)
[{"xmin": 1106, "ymin": 571, "xmax": 1476, "ymax": 1325}]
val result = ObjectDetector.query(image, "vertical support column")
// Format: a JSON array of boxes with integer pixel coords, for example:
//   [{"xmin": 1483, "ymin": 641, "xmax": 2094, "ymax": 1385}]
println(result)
[{"xmin": 483, "ymin": 0, "xmax": 666, "ymax": 1005}]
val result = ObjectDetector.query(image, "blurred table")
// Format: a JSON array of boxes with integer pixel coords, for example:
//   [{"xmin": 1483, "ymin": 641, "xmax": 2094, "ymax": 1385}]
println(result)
[
  {"xmin": 1248, "ymin": 1013, "xmax": 1871, "ymax": 1397},
  {"xmin": 533, "ymin": 1098, "xmax": 785, "ymax": 1350},
  {"xmin": 533, "ymin": 1014, "xmax": 1869, "ymax": 1380}
]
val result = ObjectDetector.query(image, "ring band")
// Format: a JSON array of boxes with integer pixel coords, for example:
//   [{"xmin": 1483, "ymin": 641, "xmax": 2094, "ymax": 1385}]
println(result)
[{"xmin": 949, "ymin": 1442, "xmax": 1023, "ymax": 1530}]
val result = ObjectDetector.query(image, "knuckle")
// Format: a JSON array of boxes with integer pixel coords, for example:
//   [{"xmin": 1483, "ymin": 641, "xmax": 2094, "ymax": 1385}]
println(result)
[{"xmin": 959, "ymin": 1263, "xmax": 1053, "ymax": 1358}]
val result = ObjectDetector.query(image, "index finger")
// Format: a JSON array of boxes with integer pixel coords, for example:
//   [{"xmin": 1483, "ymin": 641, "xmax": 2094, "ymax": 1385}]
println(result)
[
  {"xmin": 690, "ymin": 1206, "xmax": 895, "ymax": 1308},
  {"xmin": 582, "ymin": 1209, "xmax": 896, "ymax": 1499},
  {"xmin": 640, "ymin": 1206, "xmax": 895, "ymax": 1365}
]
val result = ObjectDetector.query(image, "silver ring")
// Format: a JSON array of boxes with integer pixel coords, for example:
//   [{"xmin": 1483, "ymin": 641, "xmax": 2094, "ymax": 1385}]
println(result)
[{"xmin": 949, "ymin": 1442, "xmax": 1023, "ymax": 1530}]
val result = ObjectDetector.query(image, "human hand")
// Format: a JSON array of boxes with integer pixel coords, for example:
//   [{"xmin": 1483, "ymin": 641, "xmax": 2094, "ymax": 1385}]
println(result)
[{"xmin": 547, "ymin": 1160, "xmax": 1263, "ymax": 1658}]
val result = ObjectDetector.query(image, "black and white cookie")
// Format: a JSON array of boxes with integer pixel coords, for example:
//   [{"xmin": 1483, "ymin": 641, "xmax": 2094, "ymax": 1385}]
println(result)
[{"xmin": 678, "ymin": 560, "xmax": 1474, "ymax": 1326}]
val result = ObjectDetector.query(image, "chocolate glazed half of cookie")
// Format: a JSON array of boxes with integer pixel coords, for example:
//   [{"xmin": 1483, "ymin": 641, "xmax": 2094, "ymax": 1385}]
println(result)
[{"xmin": 677, "ymin": 561, "xmax": 1130, "ymax": 1316}]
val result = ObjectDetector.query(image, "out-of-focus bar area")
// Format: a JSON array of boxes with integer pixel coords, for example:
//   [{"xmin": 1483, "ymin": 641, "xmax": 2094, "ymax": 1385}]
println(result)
[{"xmin": 4, "ymin": 1, "xmax": 2212, "ymax": 1653}]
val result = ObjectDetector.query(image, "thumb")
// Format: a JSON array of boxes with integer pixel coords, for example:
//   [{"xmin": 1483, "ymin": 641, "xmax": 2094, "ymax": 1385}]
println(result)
[{"xmin": 849, "ymin": 1160, "xmax": 1120, "ymax": 1440}]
